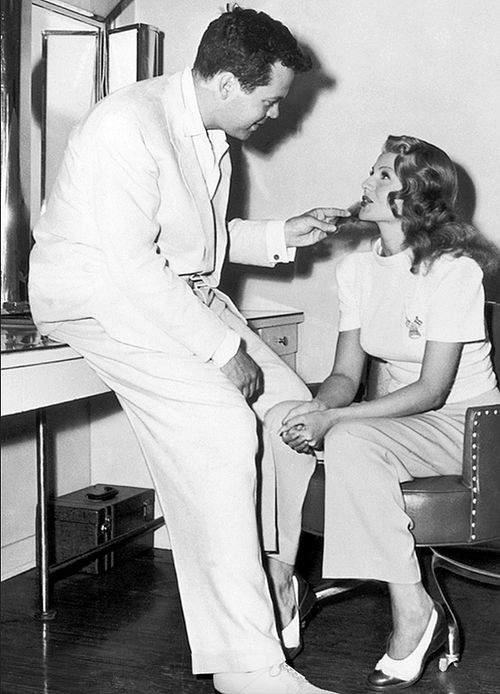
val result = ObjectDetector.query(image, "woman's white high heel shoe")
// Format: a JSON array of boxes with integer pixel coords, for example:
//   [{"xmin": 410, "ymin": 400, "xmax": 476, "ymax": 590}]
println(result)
[
  {"xmin": 281, "ymin": 574, "xmax": 317, "ymax": 660},
  {"xmin": 281, "ymin": 575, "xmax": 301, "ymax": 655},
  {"xmin": 367, "ymin": 601, "xmax": 447, "ymax": 690}
]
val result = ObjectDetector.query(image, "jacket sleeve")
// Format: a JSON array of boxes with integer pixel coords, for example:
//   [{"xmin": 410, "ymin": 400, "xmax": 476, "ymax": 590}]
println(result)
[{"xmin": 227, "ymin": 218, "xmax": 293, "ymax": 266}]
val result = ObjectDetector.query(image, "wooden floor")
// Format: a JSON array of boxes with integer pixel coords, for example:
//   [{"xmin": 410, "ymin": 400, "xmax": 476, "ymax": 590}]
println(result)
[{"xmin": 1, "ymin": 537, "xmax": 499, "ymax": 694}]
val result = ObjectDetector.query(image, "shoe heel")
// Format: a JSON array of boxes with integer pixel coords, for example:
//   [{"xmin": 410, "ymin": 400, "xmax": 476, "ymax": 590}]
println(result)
[
  {"xmin": 296, "ymin": 574, "xmax": 317, "ymax": 626},
  {"xmin": 367, "ymin": 601, "xmax": 449, "ymax": 690}
]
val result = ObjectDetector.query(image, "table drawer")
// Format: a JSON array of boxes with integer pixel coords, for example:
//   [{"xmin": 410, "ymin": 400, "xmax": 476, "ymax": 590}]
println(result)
[{"xmin": 258, "ymin": 323, "xmax": 297, "ymax": 356}]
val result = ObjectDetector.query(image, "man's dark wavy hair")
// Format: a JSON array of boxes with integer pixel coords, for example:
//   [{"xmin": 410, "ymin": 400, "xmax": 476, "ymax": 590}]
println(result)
[
  {"xmin": 383, "ymin": 135, "xmax": 498, "ymax": 274},
  {"xmin": 193, "ymin": 5, "xmax": 312, "ymax": 92}
]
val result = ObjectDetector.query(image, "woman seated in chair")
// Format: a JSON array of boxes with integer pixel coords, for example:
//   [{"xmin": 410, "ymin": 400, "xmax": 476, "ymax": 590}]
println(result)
[{"xmin": 264, "ymin": 135, "xmax": 500, "ymax": 690}]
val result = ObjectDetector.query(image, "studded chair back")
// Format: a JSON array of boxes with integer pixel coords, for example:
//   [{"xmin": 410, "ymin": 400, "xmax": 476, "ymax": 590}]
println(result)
[{"xmin": 401, "ymin": 301, "xmax": 500, "ymax": 546}]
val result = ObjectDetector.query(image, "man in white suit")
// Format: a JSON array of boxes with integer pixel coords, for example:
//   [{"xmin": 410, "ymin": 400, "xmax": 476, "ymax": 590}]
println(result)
[{"xmin": 29, "ymin": 7, "xmax": 347, "ymax": 694}]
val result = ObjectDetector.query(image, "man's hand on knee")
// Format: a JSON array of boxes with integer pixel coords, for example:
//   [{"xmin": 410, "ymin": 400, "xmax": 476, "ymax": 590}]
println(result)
[{"xmin": 221, "ymin": 345, "xmax": 263, "ymax": 401}]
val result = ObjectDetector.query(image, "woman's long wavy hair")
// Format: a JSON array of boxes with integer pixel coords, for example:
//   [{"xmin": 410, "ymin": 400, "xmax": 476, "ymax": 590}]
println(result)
[{"xmin": 383, "ymin": 135, "xmax": 497, "ymax": 274}]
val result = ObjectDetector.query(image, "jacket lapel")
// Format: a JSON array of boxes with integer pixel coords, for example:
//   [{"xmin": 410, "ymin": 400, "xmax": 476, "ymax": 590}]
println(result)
[{"xmin": 160, "ymin": 74, "xmax": 217, "ymax": 270}]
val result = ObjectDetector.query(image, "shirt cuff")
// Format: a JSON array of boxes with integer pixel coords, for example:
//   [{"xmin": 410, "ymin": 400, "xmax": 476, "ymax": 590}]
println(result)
[
  {"xmin": 211, "ymin": 330, "xmax": 241, "ymax": 367},
  {"xmin": 266, "ymin": 220, "xmax": 296, "ymax": 264}
]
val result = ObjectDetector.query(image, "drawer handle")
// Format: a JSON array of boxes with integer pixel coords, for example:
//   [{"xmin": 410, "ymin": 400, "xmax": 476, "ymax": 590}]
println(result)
[
  {"xmin": 100, "ymin": 516, "xmax": 112, "ymax": 534},
  {"xmin": 277, "ymin": 336, "xmax": 289, "ymax": 346}
]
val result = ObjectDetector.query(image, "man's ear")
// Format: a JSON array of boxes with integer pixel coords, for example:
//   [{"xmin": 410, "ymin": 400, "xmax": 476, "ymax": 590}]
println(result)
[{"xmin": 218, "ymin": 72, "xmax": 237, "ymax": 100}]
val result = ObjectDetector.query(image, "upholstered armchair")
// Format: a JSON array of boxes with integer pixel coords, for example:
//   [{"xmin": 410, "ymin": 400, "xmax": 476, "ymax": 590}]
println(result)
[{"xmin": 301, "ymin": 301, "xmax": 500, "ymax": 671}]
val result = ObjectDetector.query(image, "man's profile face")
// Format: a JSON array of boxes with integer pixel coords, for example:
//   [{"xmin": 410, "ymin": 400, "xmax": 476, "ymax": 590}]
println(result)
[{"xmin": 220, "ymin": 62, "xmax": 294, "ymax": 140}]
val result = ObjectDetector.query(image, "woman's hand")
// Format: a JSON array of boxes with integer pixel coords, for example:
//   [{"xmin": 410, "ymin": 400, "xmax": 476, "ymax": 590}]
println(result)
[
  {"xmin": 279, "ymin": 409, "xmax": 338, "ymax": 453},
  {"xmin": 282, "ymin": 398, "xmax": 327, "ymax": 421},
  {"xmin": 275, "ymin": 400, "xmax": 327, "ymax": 454}
]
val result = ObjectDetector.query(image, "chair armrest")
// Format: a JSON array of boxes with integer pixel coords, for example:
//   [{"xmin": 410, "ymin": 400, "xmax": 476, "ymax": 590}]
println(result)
[{"xmin": 462, "ymin": 404, "xmax": 500, "ymax": 542}]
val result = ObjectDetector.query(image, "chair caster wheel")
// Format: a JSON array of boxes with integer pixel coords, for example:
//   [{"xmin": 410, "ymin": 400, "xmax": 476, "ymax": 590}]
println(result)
[{"xmin": 438, "ymin": 655, "xmax": 460, "ymax": 672}]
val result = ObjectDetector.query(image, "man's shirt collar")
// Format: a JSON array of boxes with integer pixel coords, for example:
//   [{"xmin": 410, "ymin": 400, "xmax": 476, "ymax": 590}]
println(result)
[{"xmin": 182, "ymin": 68, "xmax": 228, "ymax": 157}]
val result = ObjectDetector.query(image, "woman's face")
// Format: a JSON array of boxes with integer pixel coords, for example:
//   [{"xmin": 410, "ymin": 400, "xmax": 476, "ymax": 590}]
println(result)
[{"xmin": 358, "ymin": 152, "xmax": 402, "ymax": 224}]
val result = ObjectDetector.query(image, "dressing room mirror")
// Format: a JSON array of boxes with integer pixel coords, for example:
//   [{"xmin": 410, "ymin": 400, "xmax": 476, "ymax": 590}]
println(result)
[
  {"xmin": 0, "ymin": 0, "xmax": 162, "ymax": 314},
  {"xmin": 32, "ymin": 1, "xmax": 163, "ymax": 213}
]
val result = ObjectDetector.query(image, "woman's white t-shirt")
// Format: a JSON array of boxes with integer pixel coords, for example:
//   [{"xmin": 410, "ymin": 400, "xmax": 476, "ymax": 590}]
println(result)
[{"xmin": 336, "ymin": 239, "xmax": 497, "ymax": 403}]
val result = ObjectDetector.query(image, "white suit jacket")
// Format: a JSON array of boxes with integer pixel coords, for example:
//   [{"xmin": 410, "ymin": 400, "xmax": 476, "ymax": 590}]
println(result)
[{"xmin": 29, "ymin": 69, "xmax": 280, "ymax": 361}]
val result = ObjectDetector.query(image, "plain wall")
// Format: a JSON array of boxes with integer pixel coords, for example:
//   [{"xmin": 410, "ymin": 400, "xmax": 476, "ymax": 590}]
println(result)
[{"xmin": 132, "ymin": 0, "xmax": 500, "ymax": 381}]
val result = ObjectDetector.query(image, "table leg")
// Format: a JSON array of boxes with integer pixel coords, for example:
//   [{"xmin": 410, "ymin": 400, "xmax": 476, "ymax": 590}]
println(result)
[{"xmin": 34, "ymin": 409, "xmax": 57, "ymax": 621}]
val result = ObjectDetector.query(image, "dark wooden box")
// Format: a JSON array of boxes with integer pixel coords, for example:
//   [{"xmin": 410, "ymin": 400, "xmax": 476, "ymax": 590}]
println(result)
[{"xmin": 49, "ymin": 484, "xmax": 155, "ymax": 574}]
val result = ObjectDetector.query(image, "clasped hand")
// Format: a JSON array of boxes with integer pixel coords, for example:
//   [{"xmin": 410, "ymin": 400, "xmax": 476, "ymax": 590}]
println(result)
[{"xmin": 278, "ymin": 400, "xmax": 334, "ymax": 454}]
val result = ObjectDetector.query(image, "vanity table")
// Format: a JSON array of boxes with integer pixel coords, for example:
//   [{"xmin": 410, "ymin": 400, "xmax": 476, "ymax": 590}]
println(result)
[
  {"xmin": 2, "ymin": 319, "xmax": 168, "ymax": 620},
  {"xmin": 1, "ymin": 303, "xmax": 304, "ymax": 618},
  {"xmin": 1, "ymin": 305, "xmax": 304, "ymax": 414},
  {"xmin": 242, "ymin": 303, "xmax": 304, "ymax": 370}
]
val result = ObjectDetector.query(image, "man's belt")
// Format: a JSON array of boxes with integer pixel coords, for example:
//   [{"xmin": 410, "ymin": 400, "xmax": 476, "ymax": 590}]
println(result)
[{"xmin": 185, "ymin": 274, "xmax": 216, "ymax": 306}]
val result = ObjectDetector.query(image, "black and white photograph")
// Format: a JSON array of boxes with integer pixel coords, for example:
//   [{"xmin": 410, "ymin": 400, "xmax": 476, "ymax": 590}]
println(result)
[{"xmin": 1, "ymin": 1, "xmax": 499, "ymax": 692}]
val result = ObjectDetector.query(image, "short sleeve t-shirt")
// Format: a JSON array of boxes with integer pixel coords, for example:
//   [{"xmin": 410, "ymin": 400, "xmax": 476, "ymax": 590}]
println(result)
[{"xmin": 336, "ymin": 239, "xmax": 497, "ymax": 403}]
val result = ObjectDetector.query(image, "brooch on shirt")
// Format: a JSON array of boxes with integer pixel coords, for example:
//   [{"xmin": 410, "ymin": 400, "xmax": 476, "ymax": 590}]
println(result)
[{"xmin": 405, "ymin": 315, "xmax": 423, "ymax": 339}]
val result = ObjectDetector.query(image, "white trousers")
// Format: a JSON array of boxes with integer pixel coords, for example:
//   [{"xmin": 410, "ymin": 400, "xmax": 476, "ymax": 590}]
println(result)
[
  {"xmin": 264, "ymin": 390, "xmax": 500, "ymax": 585},
  {"xmin": 50, "ymin": 297, "xmax": 312, "ymax": 675}
]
